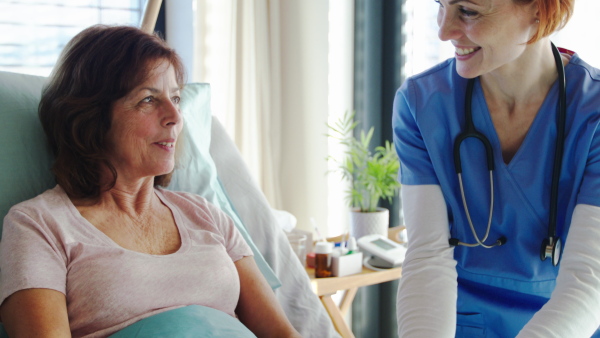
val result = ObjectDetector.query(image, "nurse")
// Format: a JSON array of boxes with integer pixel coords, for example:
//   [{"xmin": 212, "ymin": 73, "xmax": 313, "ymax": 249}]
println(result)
[{"xmin": 393, "ymin": 0, "xmax": 600, "ymax": 337}]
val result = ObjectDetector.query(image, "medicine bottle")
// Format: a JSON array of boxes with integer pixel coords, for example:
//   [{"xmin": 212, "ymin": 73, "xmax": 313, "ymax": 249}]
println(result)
[
  {"xmin": 347, "ymin": 237, "xmax": 358, "ymax": 254},
  {"xmin": 315, "ymin": 241, "xmax": 334, "ymax": 278}
]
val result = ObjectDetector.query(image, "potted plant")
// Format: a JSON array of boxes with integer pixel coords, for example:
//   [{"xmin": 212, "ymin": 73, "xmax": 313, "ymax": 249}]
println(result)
[{"xmin": 327, "ymin": 111, "xmax": 401, "ymax": 239}]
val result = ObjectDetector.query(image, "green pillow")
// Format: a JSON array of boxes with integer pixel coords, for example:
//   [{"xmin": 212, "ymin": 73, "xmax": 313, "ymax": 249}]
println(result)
[
  {"xmin": 0, "ymin": 71, "xmax": 54, "ymax": 226},
  {"xmin": 0, "ymin": 71, "xmax": 280, "ymax": 289}
]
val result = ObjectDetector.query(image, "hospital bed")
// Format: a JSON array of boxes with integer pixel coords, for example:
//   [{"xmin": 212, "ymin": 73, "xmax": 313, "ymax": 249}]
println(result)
[
  {"xmin": 0, "ymin": 60, "xmax": 338, "ymax": 338},
  {"xmin": 0, "ymin": 0, "xmax": 340, "ymax": 335}
]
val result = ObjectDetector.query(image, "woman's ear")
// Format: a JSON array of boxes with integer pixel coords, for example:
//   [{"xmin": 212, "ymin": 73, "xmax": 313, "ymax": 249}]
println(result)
[{"xmin": 531, "ymin": 0, "xmax": 540, "ymax": 22}]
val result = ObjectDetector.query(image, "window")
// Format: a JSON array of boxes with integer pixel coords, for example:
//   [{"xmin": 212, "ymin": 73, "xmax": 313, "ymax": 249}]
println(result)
[
  {"xmin": 0, "ymin": 0, "xmax": 146, "ymax": 76},
  {"xmin": 402, "ymin": 0, "xmax": 453, "ymax": 78},
  {"xmin": 551, "ymin": 0, "xmax": 600, "ymax": 67}
]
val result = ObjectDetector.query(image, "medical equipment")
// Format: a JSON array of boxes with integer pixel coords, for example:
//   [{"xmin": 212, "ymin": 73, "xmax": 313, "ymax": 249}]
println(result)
[
  {"xmin": 358, "ymin": 234, "xmax": 407, "ymax": 267},
  {"xmin": 450, "ymin": 42, "xmax": 567, "ymax": 266}
]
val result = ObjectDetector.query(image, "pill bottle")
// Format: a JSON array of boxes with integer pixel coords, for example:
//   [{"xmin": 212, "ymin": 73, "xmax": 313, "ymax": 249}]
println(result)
[{"xmin": 315, "ymin": 241, "xmax": 334, "ymax": 278}]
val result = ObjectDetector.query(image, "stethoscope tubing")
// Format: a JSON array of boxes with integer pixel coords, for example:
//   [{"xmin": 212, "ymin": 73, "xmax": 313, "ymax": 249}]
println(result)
[
  {"xmin": 457, "ymin": 171, "xmax": 496, "ymax": 248},
  {"xmin": 451, "ymin": 42, "xmax": 567, "ymax": 262},
  {"xmin": 453, "ymin": 79, "xmax": 495, "ymax": 174},
  {"xmin": 548, "ymin": 42, "xmax": 567, "ymax": 243}
]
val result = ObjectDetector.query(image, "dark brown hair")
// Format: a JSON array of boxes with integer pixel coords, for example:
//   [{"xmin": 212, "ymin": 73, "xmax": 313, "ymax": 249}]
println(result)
[{"xmin": 39, "ymin": 25, "xmax": 186, "ymax": 199}]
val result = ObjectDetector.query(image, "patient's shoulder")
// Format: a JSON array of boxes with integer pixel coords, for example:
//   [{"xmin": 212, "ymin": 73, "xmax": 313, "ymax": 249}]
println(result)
[{"xmin": 6, "ymin": 185, "xmax": 75, "ymax": 227}]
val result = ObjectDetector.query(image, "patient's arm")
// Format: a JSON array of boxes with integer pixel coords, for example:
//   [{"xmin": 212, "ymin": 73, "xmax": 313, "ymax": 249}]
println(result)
[
  {"xmin": 0, "ymin": 288, "xmax": 71, "ymax": 337},
  {"xmin": 235, "ymin": 256, "xmax": 301, "ymax": 338}
]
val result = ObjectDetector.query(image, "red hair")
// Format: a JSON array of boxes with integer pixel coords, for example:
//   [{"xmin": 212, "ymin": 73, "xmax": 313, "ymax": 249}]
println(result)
[{"xmin": 514, "ymin": 0, "xmax": 574, "ymax": 44}]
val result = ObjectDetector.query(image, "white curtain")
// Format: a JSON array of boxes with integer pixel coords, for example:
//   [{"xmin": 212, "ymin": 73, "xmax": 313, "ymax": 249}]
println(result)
[
  {"xmin": 194, "ymin": 0, "xmax": 355, "ymax": 237},
  {"xmin": 195, "ymin": 0, "xmax": 282, "ymax": 208}
]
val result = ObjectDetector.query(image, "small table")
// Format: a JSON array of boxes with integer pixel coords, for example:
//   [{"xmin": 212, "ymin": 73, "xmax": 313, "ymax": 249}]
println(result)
[{"xmin": 307, "ymin": 227, "xmax": 404, "ymax": 338}]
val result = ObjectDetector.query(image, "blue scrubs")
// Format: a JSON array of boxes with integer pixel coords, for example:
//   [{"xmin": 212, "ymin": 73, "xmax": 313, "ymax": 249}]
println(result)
[{"xmin": 393, "ymin": 51, "xmax": 600, "ymax": 337}]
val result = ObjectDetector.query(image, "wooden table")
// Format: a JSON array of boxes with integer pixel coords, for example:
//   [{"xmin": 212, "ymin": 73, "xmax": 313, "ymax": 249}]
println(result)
[{"xmin": 307, "ymin": 227, "xmax": 404, "ymax": 338}]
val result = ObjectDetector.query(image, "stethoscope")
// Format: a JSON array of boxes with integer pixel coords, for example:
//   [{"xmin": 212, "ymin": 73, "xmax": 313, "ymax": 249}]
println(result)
[{"xmin": 449, "ymin": 42, "xmax": 567, "ymax": 266}]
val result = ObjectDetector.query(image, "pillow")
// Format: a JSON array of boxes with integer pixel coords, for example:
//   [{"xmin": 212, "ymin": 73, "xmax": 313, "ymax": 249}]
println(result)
[
  {"xmin": 169, "ymin": 83, "xmax": 281, "ymax": 289},
  {"xmin": 210, "ymin": 118, "xmax": 341, "ymax": 337},
  {"xmin": 0, "ymin": 71, "xmax": 54, "ymax": 229},
  {"xmin": 108, "ymin": 305, "xmax": 256, "ymax": 338},
  {"xmin": 0, "ymin": 71, "xmax": 279, "ymax": 289}
]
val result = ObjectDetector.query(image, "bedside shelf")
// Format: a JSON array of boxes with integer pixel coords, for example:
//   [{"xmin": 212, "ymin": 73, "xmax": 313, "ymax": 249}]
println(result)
[{"xmin": 306, "ymin": 227, "xmax": 404, "ymax": 338}]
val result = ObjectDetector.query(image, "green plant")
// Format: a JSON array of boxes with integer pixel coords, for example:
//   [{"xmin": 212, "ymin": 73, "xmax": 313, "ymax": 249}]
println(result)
[{"xmin": 327, "ymin": 111, "xmax": 401, "ymax": 212}]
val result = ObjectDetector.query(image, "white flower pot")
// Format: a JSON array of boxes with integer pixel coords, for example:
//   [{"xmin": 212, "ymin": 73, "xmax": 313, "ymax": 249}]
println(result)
[{"xmin": 349, "ymin": 207, "xmax": 389, "ymax": 240}]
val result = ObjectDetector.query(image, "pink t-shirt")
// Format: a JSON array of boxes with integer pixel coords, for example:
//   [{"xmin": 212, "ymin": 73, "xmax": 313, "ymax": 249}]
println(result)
[{"xmin": 0, "ymin": 185, "xmax": 253, "ymax": 337}]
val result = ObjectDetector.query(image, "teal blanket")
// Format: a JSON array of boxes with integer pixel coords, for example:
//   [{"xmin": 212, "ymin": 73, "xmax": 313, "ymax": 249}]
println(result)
[
  {"xmin": 0, "ymin": 306, "xmax": 255, "ymax": 337},
  {"xmin": 109, "ymin": 305, "xmax": 256, "ymax": 338}
]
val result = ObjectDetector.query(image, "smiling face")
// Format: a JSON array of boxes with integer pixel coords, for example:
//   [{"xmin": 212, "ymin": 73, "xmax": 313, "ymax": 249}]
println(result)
[
  {"xmin": 436, "ymin": 0, "xmax": 538, "ymax": 79},
  {"xmin": 106, "ymin": 59, "xmax": 183, "ymax": 182}
]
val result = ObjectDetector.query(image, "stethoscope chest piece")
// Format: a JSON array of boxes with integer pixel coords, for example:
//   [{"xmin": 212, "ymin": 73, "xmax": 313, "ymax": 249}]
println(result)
[{"xmin": 540, "ymin": 237, "xmax": 562, "ymax": 266}]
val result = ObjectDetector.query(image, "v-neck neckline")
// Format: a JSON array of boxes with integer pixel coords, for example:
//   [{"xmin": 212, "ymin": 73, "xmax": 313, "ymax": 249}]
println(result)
[{"xmin": 472, "ymin": 77, "xmax": 561, "ymax": 169}]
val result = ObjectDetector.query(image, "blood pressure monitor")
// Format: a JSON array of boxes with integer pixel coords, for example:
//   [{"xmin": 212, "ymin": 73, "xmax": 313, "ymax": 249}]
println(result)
[{"xmin": 357, "ymin": 234, "xmax": 407, "ymax": 268}]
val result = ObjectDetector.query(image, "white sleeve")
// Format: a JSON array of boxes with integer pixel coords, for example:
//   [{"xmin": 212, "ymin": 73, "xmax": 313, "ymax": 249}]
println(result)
[
  {"xmin": 518, "ymin": 204, "xmax": 600, "ymax": 337},
  {"xmin": 397, "ymin": 184, "xmax": 457, "ymax": 337}
]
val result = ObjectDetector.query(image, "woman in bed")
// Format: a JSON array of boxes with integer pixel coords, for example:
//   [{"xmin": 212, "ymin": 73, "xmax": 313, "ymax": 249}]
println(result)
[{"xmin": 0, "ymin": 25, "xmax": 300, "ymax": 338}]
